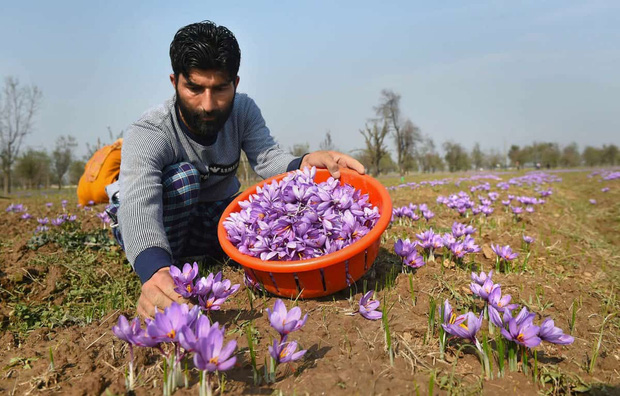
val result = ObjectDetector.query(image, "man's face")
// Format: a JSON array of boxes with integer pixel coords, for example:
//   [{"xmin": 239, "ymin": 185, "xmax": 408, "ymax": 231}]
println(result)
[{"xmin": 171, "ymin": 69, "xmax": 239, "ymax": 138}]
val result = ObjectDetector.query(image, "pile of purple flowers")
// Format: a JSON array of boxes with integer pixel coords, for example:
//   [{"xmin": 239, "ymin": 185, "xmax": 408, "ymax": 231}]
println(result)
[
  {"xmin": 224, "ymin": 167, "xmax": 380, "ymax": 261},
  {"xmin": 170, "ymin": 263, "xmax": 240, "ymax": 312}
]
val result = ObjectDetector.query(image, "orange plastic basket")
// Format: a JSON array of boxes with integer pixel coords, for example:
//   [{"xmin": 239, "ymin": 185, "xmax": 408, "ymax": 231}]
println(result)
[{"xmin": 217, "ymin": 168, "xmax": 392, "ymax": 298}]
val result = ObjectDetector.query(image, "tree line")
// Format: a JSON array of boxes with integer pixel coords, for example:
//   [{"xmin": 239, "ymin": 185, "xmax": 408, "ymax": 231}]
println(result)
[
  {"xmin": 1, "ymin": 76, "xmax": 618, "ymax": 194},
  {"xmin": 348, "ymin": 89, "xmax": 618, "ymax": 176}
]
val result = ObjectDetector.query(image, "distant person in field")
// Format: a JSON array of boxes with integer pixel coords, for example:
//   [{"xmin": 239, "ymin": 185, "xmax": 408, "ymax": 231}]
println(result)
[
  {"xmin": 106, "ymin": 20, "xmax": 364, "ymax": 318},
  {"xmin": 77, "ymin": 138, "xmax": 122, "ymax": 206}
]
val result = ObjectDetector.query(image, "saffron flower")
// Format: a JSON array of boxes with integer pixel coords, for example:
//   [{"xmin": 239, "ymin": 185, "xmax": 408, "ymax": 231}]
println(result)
[
  {"xmin": 170, "ymin": 262, "xmax": 199, "ymax": 298},
  {"xmin": 501, "ymin": 315, "xmax": 541, "ymax": 348},
  {"xmin": 539, "ymin": 318, "xmax": 574, "ymax": 345},
  {"xmin": 491, "ymin": 244, "xmax": 519, "ymax": 261},
  {"xmin": 269, "ymin": 339, "xmax": 307, "ymax": 364},
  {"xmin": 589, "ymin": 199, "xmax": 596, "ymax": 205},
  {"xmin": 21, "ymin": 213, "xmax": 32, "ymax": 220},
  {"xmin": 488, "ymin": 287, "xmax": 518, "ymax": 312},
  {"xmin": 442, "ymin": 311, "xmax": 483, "ymax": 342},
  {"xmin": 266, "ymin": 299, "xmax": 308, "ymax": 336},
  {"xmin": 45, "ymin": 202, "xmax": 53, "ymax": 208},
  {"xmin": 193, "ymin": 325, "xmax": 237, "ymax": 372},
  {"xmin": 471, "ymin": 270, "xmax": 493, "ymax": 286},
  {"xmin": 358, "ymin": 290, "xmax": 382, "ymax": 320},
  {"xmin": 470, "ymin": 277, "xmax": 500, "ymax": 301},
  {"xmin": 523, "ymin": 235, "xmax": 534, "ymax": 244},
  {"xmin": 146, "ymin": 302, "xmax": 200, "ymax": 343}
]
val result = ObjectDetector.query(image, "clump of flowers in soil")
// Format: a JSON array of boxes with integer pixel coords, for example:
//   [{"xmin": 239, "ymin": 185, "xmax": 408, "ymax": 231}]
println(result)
[
  {"xmin": 440, "ymin": 270, "xmax": 574, "ymax": 379},
  {"xmin": 112, "ymin": 265, "xmax": 240, "ymax": 395},
  {"xmin": 223, "ymin": 166, "xmax": 380, "ymax": 261}
]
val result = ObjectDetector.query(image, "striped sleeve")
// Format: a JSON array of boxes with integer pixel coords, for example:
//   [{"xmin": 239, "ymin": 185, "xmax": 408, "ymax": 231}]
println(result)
[
  {"xmin": 240, "ymin": 96, "xmax": 297, "ymax": 178},
  {"xmin": 118, "ymin": 120, "xmax": 175, "ymax": 267}
]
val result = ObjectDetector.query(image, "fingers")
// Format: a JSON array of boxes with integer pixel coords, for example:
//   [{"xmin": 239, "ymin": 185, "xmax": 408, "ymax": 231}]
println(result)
[
  {"xmin": 300, "ymin": 151, "xmax": 365, "ymax": 178},
  {"xmin": 334, "ymin": 153, "xmax": 365, "ymax": 175},
  {"xmin": 137, "ymin": 267, "xmax": 186, "ymax": 319}
]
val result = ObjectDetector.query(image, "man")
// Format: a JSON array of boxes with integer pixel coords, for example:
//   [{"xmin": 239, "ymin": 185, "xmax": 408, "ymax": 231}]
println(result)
[{"xmin": 109, "ymin": 20, "xmax": 365, "ymax": 318}]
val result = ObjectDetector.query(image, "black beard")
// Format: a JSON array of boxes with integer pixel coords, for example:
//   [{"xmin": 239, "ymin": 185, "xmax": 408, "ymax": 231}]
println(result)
[{"xmin": 176, "ymin": 92, "xmax": 235, "ymax": 138}]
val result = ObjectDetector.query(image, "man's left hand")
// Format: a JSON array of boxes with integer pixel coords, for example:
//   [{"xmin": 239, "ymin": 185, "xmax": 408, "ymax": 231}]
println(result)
[{"xmin": 300, "ymin": 150, "xmax": 365, "ymax": 179}]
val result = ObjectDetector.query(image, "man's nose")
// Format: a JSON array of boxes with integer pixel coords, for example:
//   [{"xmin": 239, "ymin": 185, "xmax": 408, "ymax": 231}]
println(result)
[{"xmin": 201, "ymin": 90, "xmax": 217, "ymax": 112}]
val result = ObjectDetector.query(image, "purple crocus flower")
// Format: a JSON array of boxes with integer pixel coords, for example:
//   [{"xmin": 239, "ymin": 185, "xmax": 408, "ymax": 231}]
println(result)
[
  {"xmin": 45, "ymin": 202, "xmax": 53, "ymax": 208},
  {"xmin": 359, "ymin": 290, "xmax": 382, "ymax": 320},
  {"xmin": 193, "ymin": 325, "xmax": 237, "ymax": 372},
  {"xmin": 589, "ymin": 199, "xmax": 596, "ymax": 205},
  {"xmin": 501, "ymin": 315, "xmax": 541, "ymax": 348},
  {"xmin": 523, "ymin": 235, "xmax": 534, "ymax": 244},
  {"xmin": 441, "ymin": 299, "xmax": 461, "ymax": 326},
  {"xmin": 269, "ymin": 339, "xmax": 307, "ymax": 364},
  {"xmin": 170, "ymin": 262, "xmax": 199, "ymax": 298},
  {"xmin": 112, "ymin": 315, "xmax": 159, "ymax": 347},
  {"xmin": 87, "ymin": 200, "xmax": 95, "ymax": 206},
  {"xmin": 21, "ymin": 213, "xmax": 32, "ymax": 220},
  {"xmin": 422, "ymin": 210, "xmax": 435, "ymax": 221},
  {"xmin": 266, "ymin": 299, "xmax": 308, "ymax": 336},
  {"xmin": 470, "ymin": 277, "xmax": 500, "ymax": 301},
  {"xmin": 488, "ymin": 305, "xmax": 505, "ymax": 328},
  {"xmin": 394, "ymin": 238, "xmax": 416, "ymax": 258},
  {"xmin": 442, "ymin": 311, "xmax": 483, "ymax": 342},
  {"xmin": 177, "ymin": 315, "xmax": 214, "ymax": 352},
  {"xmin": 488, "ymin": 287, "xmax": 518, "ymax": 312},
  {"xmin": 491, "ymin": 244, "xmax": 519, "ymax": 261},
  {"xmin": 539, "ymin": 318, "xmax": 574, "ymax": 345},
  {"xmin": 112, "ymin": 315, "xmax": 143, "ymax": 345},
  {"xmin": 601, "ymin": 187, "xmax": 610, "ymax": 193},
  {"xmin": 471, "ymin": 270, "xmax": 493, "ymax": 286},
  {"xmin": 146, "ymin": 302, "xmax": 200, "ymax": 343},
  {"xmin": 37, "ymin": 217, "xmax": 49, "ymax": 225},
  {"xmin": 403, "ymin": 250, "xmax": 425, "ymax": 268},
  {"xmin": 511, "ymin": 206, "xmax": 523, "ymax": 214},
  {"xmin": 61, "ymin": 199, "xmax": 68, "ymax": 208}
]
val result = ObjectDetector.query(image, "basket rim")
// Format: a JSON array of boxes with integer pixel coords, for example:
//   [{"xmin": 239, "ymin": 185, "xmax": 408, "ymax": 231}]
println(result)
[{"xmin": 217, "ymin": 168, "xmax": 392, "ymax": 274}]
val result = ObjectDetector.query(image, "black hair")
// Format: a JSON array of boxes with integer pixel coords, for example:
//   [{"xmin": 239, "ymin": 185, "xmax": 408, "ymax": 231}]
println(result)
[{"xmin": 169, "ymin": 20, "xmax": 241, "ymax": 81}]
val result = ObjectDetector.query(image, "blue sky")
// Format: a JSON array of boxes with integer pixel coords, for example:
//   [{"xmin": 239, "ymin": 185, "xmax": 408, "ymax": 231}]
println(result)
[{"xmin": 1, "ymin": 0, "xmax": 618, "ymax": 159}]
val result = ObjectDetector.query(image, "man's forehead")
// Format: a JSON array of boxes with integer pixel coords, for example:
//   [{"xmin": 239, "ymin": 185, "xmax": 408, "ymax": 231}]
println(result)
[{"xmin": 183, "ymin": 69, "xmax": 231, "ymax": 85}]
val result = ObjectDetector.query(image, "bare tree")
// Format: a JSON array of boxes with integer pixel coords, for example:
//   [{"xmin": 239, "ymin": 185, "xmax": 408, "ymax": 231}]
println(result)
[
  {"xmin": 52, "ymin": 135, "xmax": 78, "ymax": 189},
  {"xmin": 374, "ymin": 90, "xmax": 421, "ymax": 176},
  {"xmin": 319, "ymin": 130, "xmax": 337, "ymax": 151},
  {"xmin": 0, "ymin": 76, "xmax": 42, "ymax": 194},
  {"xmin": 359, "ymin": 121, "xmax": 389, "ymax": 176}
]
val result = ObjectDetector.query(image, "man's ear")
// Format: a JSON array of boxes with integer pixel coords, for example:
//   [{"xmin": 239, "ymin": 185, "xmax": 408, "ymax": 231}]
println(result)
[
  {"xmin": 170, "ymin": 73, "xmax": 177, "ymax": 88},
  {"xmin": 234, "ymin": 76, "xmax": 240, "ymax": 88}
]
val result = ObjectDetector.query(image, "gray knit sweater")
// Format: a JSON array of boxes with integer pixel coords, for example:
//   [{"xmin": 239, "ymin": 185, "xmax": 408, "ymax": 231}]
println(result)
[{"xmin": 116, "ymin": 93, "xmax": 297, "ymax": 281}]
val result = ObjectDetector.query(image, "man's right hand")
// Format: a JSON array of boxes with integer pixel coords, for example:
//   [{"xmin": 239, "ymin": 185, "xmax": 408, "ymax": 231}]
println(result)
[{"xmin": 137, "ymin": 266, "xmax": 189, "ymax": 319}]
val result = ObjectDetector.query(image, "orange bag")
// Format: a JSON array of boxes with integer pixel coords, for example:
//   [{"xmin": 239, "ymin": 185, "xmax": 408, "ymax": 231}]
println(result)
[{"xmin": 77, "ymin": 138, "xmax": 123, "ymax": 206}]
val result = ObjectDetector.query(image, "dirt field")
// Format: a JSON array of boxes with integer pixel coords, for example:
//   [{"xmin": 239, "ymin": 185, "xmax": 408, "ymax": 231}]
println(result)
[{"xmin": 0, "ymin": 169, "xmax": 618, "ymax": 395}]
